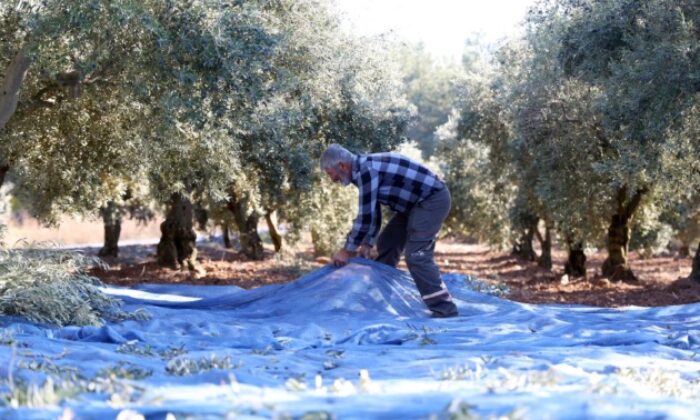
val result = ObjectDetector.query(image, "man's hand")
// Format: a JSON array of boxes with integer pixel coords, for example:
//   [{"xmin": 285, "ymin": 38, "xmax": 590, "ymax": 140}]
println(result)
[
  {"xmin": 357, "ymin": 244, "xmax": 376, "ymax": 259},
  {"xmin": 331, "ymin": 248, "xmax": 354, "ymax": 267}
]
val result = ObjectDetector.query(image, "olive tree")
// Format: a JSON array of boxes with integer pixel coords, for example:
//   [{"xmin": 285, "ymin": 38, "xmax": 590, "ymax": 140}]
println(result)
[
  {"xmin": 548, "ymin": 0, "xmax": 700, "ymax": 280},
  {"xmin": 435, "ymin": 70, "xmax": 514, "ymax": 248},
  {"xmin": 0, "ymin": 0, "xmax": 163, "ymax": 224},
  {"xmin": 281, "ymin": 51, "xmax": 411, "ymax": 256},
  {"xmin": 502, "ymin": 16, "xmax": 615, "ymax": 275},
  {"xmin": 0, "ymin": 1, "xmax": 275, "ymax": 271},
  {"xmin": 194, "ymin": 1, "xmax": 412, "ymax": 260}
]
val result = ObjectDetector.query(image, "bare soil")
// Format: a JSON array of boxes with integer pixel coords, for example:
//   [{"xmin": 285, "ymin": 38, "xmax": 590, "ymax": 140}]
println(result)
[
  {"xmin": 89, "ymin": 239, "xmax": 700, "ymax": 308},
  {"xmin": 3, "ymin": 212, "xmax": 162, "ymax": 246},
  {"xmin": 5, "ymin": 212, "xmax": 697, "ymax": 308}
]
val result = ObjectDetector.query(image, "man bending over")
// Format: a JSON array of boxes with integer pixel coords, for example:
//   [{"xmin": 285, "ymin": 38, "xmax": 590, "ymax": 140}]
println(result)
[{"xmin": 320, "ymin": 143, "xmax": 458, "ymax": 318}]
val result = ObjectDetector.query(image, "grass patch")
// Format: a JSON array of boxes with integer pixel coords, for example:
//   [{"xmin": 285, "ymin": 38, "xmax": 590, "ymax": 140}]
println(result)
[
  {"xmin": 166, "ymin": 354, "xmax": 239, "ymax": 376},
  {"xmin": 0, "ymin": 244, "xmax": 146, "ymax": 326}
]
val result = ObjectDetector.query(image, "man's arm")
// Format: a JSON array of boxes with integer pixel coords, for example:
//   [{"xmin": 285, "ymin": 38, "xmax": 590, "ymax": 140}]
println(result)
[
  {"xmin": 366, "ymin": 202, "xmax": 382, "ymax": 247},
  {"xmin": 344, "ymin": 166, "xmax": 379, "ymax": 251}
]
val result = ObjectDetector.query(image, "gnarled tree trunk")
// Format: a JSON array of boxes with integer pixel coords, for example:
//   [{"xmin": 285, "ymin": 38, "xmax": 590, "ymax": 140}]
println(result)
[
  {"xmin": 564, "ymin": 240, "xmax": 586, "ymax": 278},
  {"xmin": 602, "ymin": 186, "xmax": 646, "ymax": 282},
  {"xmin": 536, "ymin": 224, "xmax": 553, "ymax": 269},
  {"xmin": 602, "ymin": 213, "xmax": 631, "ymax": 278},
  {"xmin": 265, "ymin": 210, "xmax": 283, "ymax": 252},
  {"xmin": 691, "ymin": 242, "xmax": 700, "ymax": 283},
  {"xmin": 0, "ymin": 165, "xmax": 9, "ymax": 188},
  {"xmin": 98, "ymin": 201, "xmax": 122, "ymax": 258},
  {"xmin": 512, "ymin": 217, "xmax": 538, "ymax": 262},
  {"xmin": 222, "ymin": 222, "xmax": 233, "ymax": 248},
  {"xmin": 157, "ymin": 193, "xmax": 198, "ymax": 272},
  {"xmin": 227, "ymin": 190, "xmax": 263, "ymax": 260}
]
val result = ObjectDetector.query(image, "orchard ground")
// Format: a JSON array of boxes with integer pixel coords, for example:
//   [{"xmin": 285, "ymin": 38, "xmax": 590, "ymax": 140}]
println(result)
[{"xmin": 5, "ymin": 213, "xmax": 699, "ymax": 308}]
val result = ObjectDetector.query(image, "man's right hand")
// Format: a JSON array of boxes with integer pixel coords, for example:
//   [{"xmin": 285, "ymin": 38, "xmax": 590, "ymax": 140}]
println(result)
[
  {"xmin": 357, "ymin": 244, "xmax": 375, "ymax": 259},
  {"xmin": 331, "ymin": 248, "xmax": 353, "ymax": 267}
]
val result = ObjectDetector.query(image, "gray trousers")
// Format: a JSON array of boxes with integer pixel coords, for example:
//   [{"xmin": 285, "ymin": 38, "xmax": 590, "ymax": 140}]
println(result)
[{"xmin": 375, "ymin": 187, "xmax": 458, "ymax": 316}]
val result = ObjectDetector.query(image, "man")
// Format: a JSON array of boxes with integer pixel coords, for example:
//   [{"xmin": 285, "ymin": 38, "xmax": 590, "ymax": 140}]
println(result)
[{"xmin": 320, "ymin": 143, "xmax": 458, "ymax": 318}]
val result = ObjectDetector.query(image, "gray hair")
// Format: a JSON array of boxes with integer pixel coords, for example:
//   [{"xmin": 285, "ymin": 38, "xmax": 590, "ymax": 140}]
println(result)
[{"xmin": 320, "ymin": 143, "xmax": 355, "ymax": 170}]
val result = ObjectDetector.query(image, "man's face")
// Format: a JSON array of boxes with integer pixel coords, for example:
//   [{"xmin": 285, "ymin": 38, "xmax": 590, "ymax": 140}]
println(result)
[{"xmin": 324, "ymin": 163, "xmax": 351, "ymax": 186}]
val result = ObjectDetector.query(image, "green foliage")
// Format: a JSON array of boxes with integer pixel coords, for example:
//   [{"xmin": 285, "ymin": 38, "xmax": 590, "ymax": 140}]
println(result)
[
  {"xmin": 0, "ymin": 245, "xmax": 137, "ymax": 326},
  {"xmin": 166, "ymin": 354, "xmax": 238, "ymax": 376},
  {"xmin": 657, "ymin": 191, "xmax": 700, "ymax": 253},
  {"xmin": 2, "ymin": 0, "xmax": 694, "ymax": 267},
  {"xmin": 285, "ymin": 176, "xmax": 357, "ymax": 256},
  {"xmin": 97, "ymin": 362, "xmax": 152, "ymax": 381},
  {"xmin": 555, "ymin": 0, "xmax": 700, "ymax": 143},
  {"xmin": 116, "ymin": 340, "xmax": 187, "ymax": 360},
  {"xmin": 442, "ymin": 0, "xmax": 700, "ymax": 263},
  {"xmin": 392, "ymin": 42, "xmax": 463, "ymax": 158},
  {"xmin": 1, "ymin": 0, "xmax": 159, "ymax": 220},
  {"xmin": 630, "ymin": 220, "xmax": 674, "ymax": 258},
  {"xmin": 520, "ymin": 0, "xmax": 700, "ymax": 250},
  {"xmin": 0, "ymin": 0, "xmax": 412, "ymax": 262},
  {"xmin": 435, "ymin": 75, "xmax": 514, "ymax": 247}
]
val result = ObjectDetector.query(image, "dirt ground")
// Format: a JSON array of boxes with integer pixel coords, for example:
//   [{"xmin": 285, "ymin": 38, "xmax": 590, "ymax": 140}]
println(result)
[
  {"xmin": 88, "ymin": 238, "xmax": 700, "ymax": 308},
  {"xmin": 4, "ymin": 212, "xmax": 697, "ymax": 308}
]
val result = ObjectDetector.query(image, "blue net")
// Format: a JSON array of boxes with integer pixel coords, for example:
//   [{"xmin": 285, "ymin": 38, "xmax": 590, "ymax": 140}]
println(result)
[{"xmin": 1, "ymin": 259, "xmax": 699, "ymax": 418}]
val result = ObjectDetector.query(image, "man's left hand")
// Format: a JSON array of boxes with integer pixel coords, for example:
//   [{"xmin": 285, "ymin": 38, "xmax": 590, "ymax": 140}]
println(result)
[{"xmin": 331, "ymin": 248, "xmax": 354, "ymax": 267}]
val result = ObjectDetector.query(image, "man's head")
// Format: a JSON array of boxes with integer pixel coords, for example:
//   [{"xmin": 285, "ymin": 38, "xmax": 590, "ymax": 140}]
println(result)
[{"xmin": 320, "ymin": 143, "xmax": 355, "ymax": 186}]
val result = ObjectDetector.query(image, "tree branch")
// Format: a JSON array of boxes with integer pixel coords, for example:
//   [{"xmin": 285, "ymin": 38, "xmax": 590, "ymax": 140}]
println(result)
[
  {"xmin": 0, "ymin": 164, "xmax": 9, "ymax": 188},
  {"xmin": 30, "ymin": 70, "xmax": 86, "ymax": 110},
  {"xmin": 623, "ymin": 187, "xmax": 648, "ymax": 221},
  {"xmin": 616, "ymin": 185, "xmax": 627, "ymax": 217},
  {"xmin": 31, "ymin": 81, "xmax": 61, "ymax": 108},
  {"xmin": 0, "ymin": 48, "xmax": 31, "ymax": 130},
  {"xmin": 534, "ymin": 227, "xmax": 544, "ymax": 244}
]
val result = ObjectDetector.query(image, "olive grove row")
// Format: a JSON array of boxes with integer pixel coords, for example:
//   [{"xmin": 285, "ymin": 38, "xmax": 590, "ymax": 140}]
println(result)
[
  {"xmin": 436, "ymin": 0, "xmax": 700, "ymax": 281},
  {"xmin": 1, "ymin": 0, "xmax": 698, "ymax": 283}
]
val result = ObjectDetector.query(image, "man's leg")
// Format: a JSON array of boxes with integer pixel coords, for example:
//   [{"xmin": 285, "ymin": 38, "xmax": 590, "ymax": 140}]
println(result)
[
  {"xmin": 375, "ymin": 212, "xmax": 408, "ymax": 268},
  {"xmin": 405, "ymin": 188, "xmax": 458, "ymax": 317}
]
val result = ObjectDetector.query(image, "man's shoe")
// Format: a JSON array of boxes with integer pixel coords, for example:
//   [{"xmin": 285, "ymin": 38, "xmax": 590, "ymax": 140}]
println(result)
[{"xmin": 430, "ymin": 311, "xmax": 458, "ymax": 319}]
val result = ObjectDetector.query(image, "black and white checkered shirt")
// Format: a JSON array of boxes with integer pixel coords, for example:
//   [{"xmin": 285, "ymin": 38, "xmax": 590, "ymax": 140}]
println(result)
[{"xmin": 345, "ymin": 152, "xmax": 445, "ymax": 251}]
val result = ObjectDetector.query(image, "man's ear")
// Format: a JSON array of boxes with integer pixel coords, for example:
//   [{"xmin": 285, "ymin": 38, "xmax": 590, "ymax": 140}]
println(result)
[{"xmin": 339, "ymin": 161, "xmax": 351, "ymax": 173}]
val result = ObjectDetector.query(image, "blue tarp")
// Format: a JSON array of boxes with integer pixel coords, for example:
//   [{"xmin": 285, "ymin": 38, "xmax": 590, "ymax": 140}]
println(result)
[{"xmin": 1, "ymin": 259, "xmax": 699, "ymax": 419}]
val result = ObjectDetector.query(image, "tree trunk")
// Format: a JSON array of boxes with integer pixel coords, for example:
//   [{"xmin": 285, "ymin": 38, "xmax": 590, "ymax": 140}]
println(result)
[
  {"xmin": 265, "ymin": 210, "xmax": 283, "ymax": 252},
  {"xmin": 98, "ymin": 201, "xmax": 122, "ymax": 258},
  {"xmin": 0, "ymin": 165, "xmax": 9, "ymax": 188},
  {"xmin": 222, "ymin": 222, "xmax": 232, "ymax": 248},
  {"xmin": 537, "ymin": 225, "xmax": 553, "ymax": 270},
  {"xmin": 601, "ymin": 186, "xmax": 646, "ymax": 282},
  {"xmin": 512, "ymin": 218, "xmax": 538, "ymax": 262},
  {"xmin": 602, "ymin": 213, "xmax": 633, "ymax": 280},
  {"xmin": 691, "ymin": 242, "xmax": 700, "ymax": 283},
  {"xmin": 193, "ymin": 201, "xmax": 208, "ymax": 231},
  {"xmin": 679, "ymin": 245, "xmax": 690, "ymax": 258},
  {"xmin": 157, "ymin": 193, "xmax": 199, "ymax": 272},
  {"xmin": 564, "ymin": 240, "xmax": 586, "ymax": 277},
  {"xmin": 227, "ymin": 191, "xmax": 263, "ymax": 260},
  {"xmin": 0, "ymin": 48, "xmax": 31, "ymax": 131}
]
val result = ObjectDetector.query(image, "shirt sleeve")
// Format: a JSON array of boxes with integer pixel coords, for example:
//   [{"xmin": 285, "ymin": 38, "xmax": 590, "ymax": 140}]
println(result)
[
  {"xmin": 345, "ymin": 165, "xmax": 380, "ymax": 251},
  {"xmin": 364, "ymin": 202, "xmax": 382, "ymax": 247}
]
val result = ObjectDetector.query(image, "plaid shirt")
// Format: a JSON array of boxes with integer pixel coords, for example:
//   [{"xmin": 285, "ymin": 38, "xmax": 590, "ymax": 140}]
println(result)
[{"xmin": 345, "ymin": 152, "xmax": 445, "ymax": 251}]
